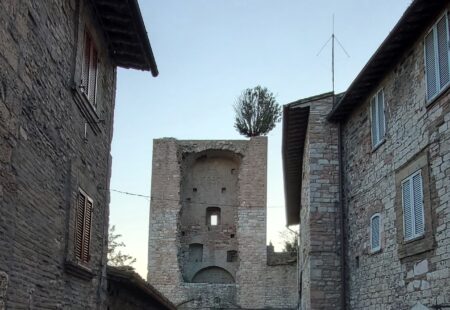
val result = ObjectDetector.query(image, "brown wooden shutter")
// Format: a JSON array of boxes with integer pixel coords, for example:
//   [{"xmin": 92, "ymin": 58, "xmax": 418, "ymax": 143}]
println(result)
[
  {"xmin": 82, "ymin": 199, "xmax": 93, "ymax": 262},
  {"xmin": 75, "ymin": 193, "xmax": 86, "ymax": 260}
]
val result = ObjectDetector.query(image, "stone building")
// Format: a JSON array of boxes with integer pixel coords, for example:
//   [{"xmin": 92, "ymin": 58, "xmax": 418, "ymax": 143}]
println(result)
[
  {"xmin": 283, "ymin": 0, "xmax": 450, "ymax": 309},
  {"xmin": 148, "ymin": 138, "xmax": 297, "ymax": 309},
  {"xmin": 0, "ymin": 0, "xmax": 159, "ymax": 308},
  {"xmin": 106, "ymin": 266, "xmax": 176, "ymax": 310}
]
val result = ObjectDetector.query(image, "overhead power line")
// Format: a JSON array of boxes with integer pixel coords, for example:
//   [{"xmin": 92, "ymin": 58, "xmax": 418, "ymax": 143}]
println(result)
[{"xmin": 110, "ymin": 189, "xmax": 284, "ymax": 208}]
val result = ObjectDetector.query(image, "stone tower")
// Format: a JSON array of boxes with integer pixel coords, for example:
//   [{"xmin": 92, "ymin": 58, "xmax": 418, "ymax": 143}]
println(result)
[{"xmin": 147, "ymin": 137, "xmax": 297, "ymax": 309}]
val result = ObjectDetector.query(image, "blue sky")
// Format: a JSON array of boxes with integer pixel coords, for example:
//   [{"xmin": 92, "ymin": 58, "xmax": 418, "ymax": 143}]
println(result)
[{"xmin": 110, "ymin": 0, "xmax": 411, "ymax": 277}]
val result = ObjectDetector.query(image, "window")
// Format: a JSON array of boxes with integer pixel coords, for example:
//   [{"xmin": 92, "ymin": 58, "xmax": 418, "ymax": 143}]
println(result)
[
  {"xmin": 401, "ymin": 170, "xmax": 425, "ymax": 241},
  {"xmin": 81, "ymin": 31, "xmax": 98, "ymax": 108},
  {"xmin": 370, "ymin": 89, "xmax": 386, "ymax": 147},
  {"xmin": 206, "ymin": 207, "xmax": 221, "ymax": 226},
  {"xmin": 425, "ymin": 13, "xmax": 450, "ymax": 101},
  {"xmin": 227, "ymin": 250, "xmax": 238, "ymax": 262},
  {"xmin": 75, "ymin": 190, "xmax": 93, "ymax": 263},
  {"xmin": 370, "ymin": 213, "xmax": 381, "ymax": 252},
  {"xmin": 189, "ymin": 244, "xmax": 203, "ymax": 262}
]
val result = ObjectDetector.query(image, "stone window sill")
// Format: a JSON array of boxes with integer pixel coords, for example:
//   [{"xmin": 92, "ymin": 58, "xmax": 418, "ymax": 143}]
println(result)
[
  {"xmin": 404, "ymin": 234, "xmax": 425, "ymax": 245},
  {"xmin": 369, "ymin": 248, "xmax": 382, "ymax": 255},
  {"xmin": 425, "ymin": 83, "xmax": 450, "ymax": 109},
  {"xmin": 64, "ymin": 260, "xmax": 94, "ymax": 281},
  {"xmin": 72, "ymin": 84, "xmax": 102, "ymax": 135},
  {"xmin": 399, "ymin": 234, "xmax": 434, "ymax": 260},
  {"xmin": 371, "ymin": 138, "xmax": 386, "ymax": 153}
]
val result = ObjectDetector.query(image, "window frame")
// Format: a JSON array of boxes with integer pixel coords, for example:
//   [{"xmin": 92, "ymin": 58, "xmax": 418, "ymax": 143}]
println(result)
[
  {"xmin": 370, "ymin": 88, "xmax": 386, "ymax": 149},
  {"xmin": 75, "ymin": 189, "xmax": 94, "ymax": 264},
  {"xmin": 370, "ymin": 213, "xmax": 382, "ymax": 253},
  {"xmin": 424, "ymin": 12, "xmax": 450, "ymax": 102},
  {"xmin": 206, "ymin": 207, "xmax": 221, "ymax": 226},
  {"xmin": 401, "ymin": 170, "xmax": 425, "ymax": 241}
]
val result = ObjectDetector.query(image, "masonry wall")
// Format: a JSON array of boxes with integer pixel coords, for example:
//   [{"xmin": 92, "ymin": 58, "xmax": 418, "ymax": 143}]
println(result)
[
  {"xmin": 298, "ymin": 96, "xmax": 342, "ymax": 310},
  {"xmin": 148, "ymin": 138, "xmax": 297, "ymax": 309},
  {"xmin": 0, "ymin": 1, "xmax": 116, "ymax": 308},
  {"xmin": 342, "ymin": 6, "xmax": 450, "ymax": 309}
]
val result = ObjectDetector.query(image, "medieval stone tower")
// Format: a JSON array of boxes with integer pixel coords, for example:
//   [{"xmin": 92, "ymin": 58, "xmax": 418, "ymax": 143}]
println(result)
[{"xmin": 147, "ymin": 137, "xmax": 297, "ymax": 309}]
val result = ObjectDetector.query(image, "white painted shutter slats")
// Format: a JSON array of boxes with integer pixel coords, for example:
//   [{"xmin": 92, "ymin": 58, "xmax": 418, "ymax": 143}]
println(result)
[
  {"xmin": 413, "ymin": 173, "xmax": 425, "ymax": 236},
  {"xmin": 437, "ymin": 16, "xmax": 450, "ymax": 89},
  {"xmin": 88, "ymin": 48, "xmax": 98, "ymax": 106},
  {"xmin": 371, "ymin": 97, "xmax": 378, "ymax": 146},
  {"xmin": 402, "ymin": 179, "xmax": 413, "ymax": 240},
  {"xmin": 82, "ymin": 34, "xmax": 91, "ymax": 95},
  {"xmin": 371, "ymin": 215, "xmax": 380, "ymax": 251},
  {"xmin": 377, "ymin": 91, "xmax": 385, "ymax": 138},
  {"xmin": 425, "ymin": 31, "xmax": 438, "ymax": 100}
]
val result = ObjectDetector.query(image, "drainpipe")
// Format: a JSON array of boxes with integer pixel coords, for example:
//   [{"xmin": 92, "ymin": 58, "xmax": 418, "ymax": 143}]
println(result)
[{"xmin": 338, "ymin": 122, "xmax": 347, "ymax": 310}]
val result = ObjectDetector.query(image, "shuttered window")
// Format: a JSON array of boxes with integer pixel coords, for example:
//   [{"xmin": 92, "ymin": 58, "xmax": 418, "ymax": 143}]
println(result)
[
  {"xmin": 425, "ymin": 13, "xmax": 450, "ymax": 101},
  {"xmin": 401, "ymin": 170, "xmax": 425, "ymax": 241},
  {"xmin": 81, "ymin": 31, "xmax": 98, "ymax": 108},
  {"xmin": 75, "ymin": 190, "xmax": 93, "ymax": 263},
  {"xmin": 370, "ymin": 214, "xmax": 381, "ymax": 252},
  {"xmin": 370, "ymin": 89, "xmax": 386, "ymax": 147}
]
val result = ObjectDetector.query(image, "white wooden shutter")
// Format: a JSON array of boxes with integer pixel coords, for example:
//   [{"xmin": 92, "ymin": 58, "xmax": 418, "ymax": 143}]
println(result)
[
  {"xmin": 82, "ymin": 33, "xmax": 91, "ymax": 95},
  {"xmin": 371, "ymin": 214, "xmax": 381, "ymax": 251},
  {"xmin": 377, "ymin": 91, "xmax": 385, "ymax": 139},
  {"xmin": 412, "ymin": 172, "xmax": 425, "ymax": 236},
  {"xmin": 425, "ymin": 30, "xmax": 438, "ymax": 100},
  {"xmin": 437, "ymin": 15, "xmax": 450, "ymax": 89},
  {"xmin": 402, "ymin": 179, "xmax": 413, "ymax": 240},
  {"xmin": 88, "ymin": 47, "xmax": 98, "ymax": 106},
  {"xmin": 371, "ymin": 97, "xmax": 378, "ymax": 146}
]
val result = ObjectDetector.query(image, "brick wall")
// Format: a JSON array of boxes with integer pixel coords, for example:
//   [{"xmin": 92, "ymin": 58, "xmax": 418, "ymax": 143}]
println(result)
[
  {"xmin": 0, "ymin": 1, "xmax": 116, "ymax": 308},
  {"xmin": 148, "ymin": 138, "xmax": 297, "ymax": 309},
  {"xmin": 342, "ymin": 6, "xmax": 450, "ymax": 309}
]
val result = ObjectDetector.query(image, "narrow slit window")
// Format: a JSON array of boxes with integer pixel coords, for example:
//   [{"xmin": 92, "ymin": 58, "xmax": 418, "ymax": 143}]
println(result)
[
  {"xmin": 370, "ymin": 213, "xmax": 381, "ymax": 252},
  {"xmin": 210, "ymin": 214, "xmax": 218, "ymax": 226},
  {"xmin": 370, "ymin": 89, "xmax": 386, "ymax": 147}
]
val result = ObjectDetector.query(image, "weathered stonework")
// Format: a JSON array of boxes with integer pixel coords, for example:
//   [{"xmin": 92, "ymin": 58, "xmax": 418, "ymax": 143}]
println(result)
[
  {"xmin": 283, "ymin": 2, "xmax": 450, "ymax": 309},
  {"xmin": 0, "ymin": 0, "xmax": 158, "ymax": 308},
  {"xmin": 295, "ymin": 95, "xmax": 342, "ymax": 309},
  {"xmin": 342, "ymin": 6, "xmax": 450, "ymax": 307},
  {"xmin": 0, "ymin": 1, "xmax": 116, "ymax": 308},
  {"xmin": 148, "ymin": 138, "xmax": 297, "ymax": 309}
]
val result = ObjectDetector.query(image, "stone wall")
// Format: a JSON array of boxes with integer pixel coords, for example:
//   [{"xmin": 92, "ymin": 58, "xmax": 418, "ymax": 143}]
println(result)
[
  {"xmin": 265, "ymin": 246, "xmax": 298, "ymax": 309},
  {"xmin": 0, "ymin": 0, "xmax": 116, "ymax": 308},
  {"xmin": 298, "ymin": 95, "xmax": 342, "ymax": 309},
  {"xmin": 342, "ymin": 6, "xmax": 450, "ymax": 309},
  {"xmin": 148, "ymin": 137, "xmax": 297, "ymax": 309}
]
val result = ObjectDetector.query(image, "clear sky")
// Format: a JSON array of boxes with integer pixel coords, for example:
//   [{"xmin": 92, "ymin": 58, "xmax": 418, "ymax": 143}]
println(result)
[{"xmin": 110, "ymin": 0, "xmax": 411, "ymax": 277}]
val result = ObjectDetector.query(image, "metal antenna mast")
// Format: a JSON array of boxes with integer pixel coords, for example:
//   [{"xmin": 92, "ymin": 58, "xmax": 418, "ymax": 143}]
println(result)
[{"xmin": 317, "ymin": 14, "xmax": 350, "ymax": 94}]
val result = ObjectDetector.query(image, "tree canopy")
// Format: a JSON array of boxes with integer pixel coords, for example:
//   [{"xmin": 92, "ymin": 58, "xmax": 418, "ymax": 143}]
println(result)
[
  {"xmin": 234, "ymin": 86, "xmax": 282, "ymax": 137},
  {"xmin": 108, "ymin": 225, "xmax": 136, "ymax": 269}
]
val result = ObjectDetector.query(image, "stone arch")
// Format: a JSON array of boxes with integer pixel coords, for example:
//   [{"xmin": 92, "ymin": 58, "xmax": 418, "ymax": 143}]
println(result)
[{"xmin": 191, "ymin": 266, "xmax": 235, "ymax": 284}]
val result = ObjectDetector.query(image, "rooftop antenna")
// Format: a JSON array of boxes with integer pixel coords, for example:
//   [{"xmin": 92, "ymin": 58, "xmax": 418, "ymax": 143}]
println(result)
[{"xmin": 317, "ymin": 14, "xmax": 350, "ymax": 96}]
